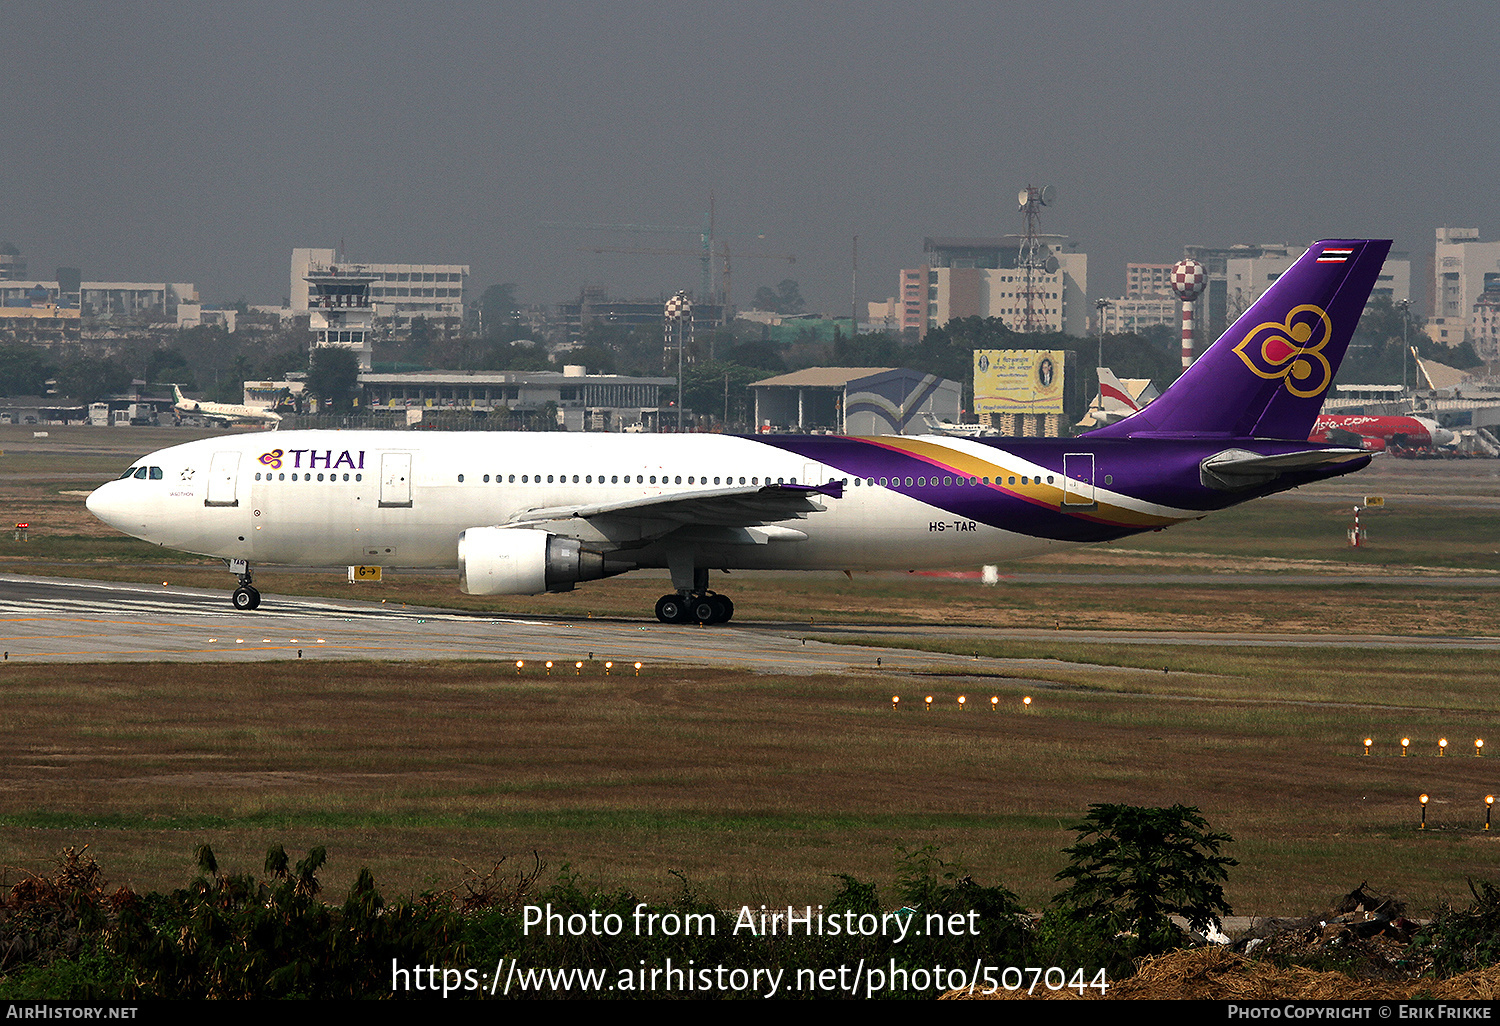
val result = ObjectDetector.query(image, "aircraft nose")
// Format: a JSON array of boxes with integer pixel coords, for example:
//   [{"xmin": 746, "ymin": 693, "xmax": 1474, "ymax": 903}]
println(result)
[{"xmin": 85, "ymin": 480, "xmax": 134, "ymax": 533}]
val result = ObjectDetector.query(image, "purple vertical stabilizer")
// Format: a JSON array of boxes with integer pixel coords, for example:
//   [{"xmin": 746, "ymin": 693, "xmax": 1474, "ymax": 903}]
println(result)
[{"xmin": 1089, "ymin": 239, "xmax": 1392, "ymax": 440}]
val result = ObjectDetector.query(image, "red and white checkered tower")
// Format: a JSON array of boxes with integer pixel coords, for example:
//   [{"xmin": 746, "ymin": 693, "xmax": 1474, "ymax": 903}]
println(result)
[{"xmin": 1170, "ymin": 259, "xmax": 1208, "ymax": 369}]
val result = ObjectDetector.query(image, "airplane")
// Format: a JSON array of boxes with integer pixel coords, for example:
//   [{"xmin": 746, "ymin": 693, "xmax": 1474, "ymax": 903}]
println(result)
[
  {"xmin": 1076, "ymin": 367, "xmax": 1152, "ymax": 429},
  {"xmin": 89, "ymin": 239, "xmax": 1389, "ymax": 623},
  {"xmin": 1309, "ymin": 413, "xmax": 1454, "ymax": 451},
  {"xmin": 172, "ymin": 384, "xmax": 283, "ymax": 428},
  {"xmin": 920, "ymin": 412, "xmax": 999, "ymax": 437}
]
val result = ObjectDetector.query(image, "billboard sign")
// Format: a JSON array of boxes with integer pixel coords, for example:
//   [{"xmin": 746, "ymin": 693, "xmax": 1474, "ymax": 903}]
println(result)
[{"xmin": 974, "ymin": 349, "xmax": 1067, "ymax": 415}]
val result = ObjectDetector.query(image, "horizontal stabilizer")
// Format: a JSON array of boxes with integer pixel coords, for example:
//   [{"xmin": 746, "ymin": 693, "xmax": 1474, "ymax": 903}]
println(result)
[{"xmin": 1200, "ymin": 447, "xmax": 1368, "ymax": 491}]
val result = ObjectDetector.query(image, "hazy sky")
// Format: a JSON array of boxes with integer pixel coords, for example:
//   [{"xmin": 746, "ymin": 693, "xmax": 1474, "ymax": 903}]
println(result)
[{"xmin": 5, "ymin": 1, "xmax": 1496, "ymax": 314}]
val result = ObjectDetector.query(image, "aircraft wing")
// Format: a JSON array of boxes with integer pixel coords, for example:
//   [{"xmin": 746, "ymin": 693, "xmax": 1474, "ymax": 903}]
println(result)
[
  {"xmin": 505, "ymin": 480, "xmax": 845, "ymax": 529},
  {"xmin": 1200, "ymin": 447, "xmax": 1368, "ymax": 490}
]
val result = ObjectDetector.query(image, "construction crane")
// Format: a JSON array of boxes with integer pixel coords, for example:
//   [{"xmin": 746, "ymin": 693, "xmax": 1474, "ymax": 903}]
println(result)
[
  {"xmin": 542, "ymin": 219, "xmax": 714, "ymax": 307},
  {"xmin": 576, "ymin": 243, "xmax": 796, "ymax": 321}
]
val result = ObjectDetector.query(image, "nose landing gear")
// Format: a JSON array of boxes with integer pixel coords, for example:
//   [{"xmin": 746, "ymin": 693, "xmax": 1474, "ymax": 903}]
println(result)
[{"xmin": 228, "ymin": 559, "xmax": 261, "ymax": 610}]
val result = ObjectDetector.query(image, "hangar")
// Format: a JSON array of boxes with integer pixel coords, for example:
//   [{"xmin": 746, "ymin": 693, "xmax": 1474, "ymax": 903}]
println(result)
[{"xmin": 749, "ymin": 367, "xmax": 961, "ymax": 434}]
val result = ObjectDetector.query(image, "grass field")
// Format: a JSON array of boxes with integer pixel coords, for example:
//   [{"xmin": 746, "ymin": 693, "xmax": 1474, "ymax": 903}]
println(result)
[
  {"xmin": 2, "ymin": 652, "xmax": 1498, "ymax": 918},
  {"xmin": 2, "ymin": 426, "xmax": 1500, "ymax": 921}
]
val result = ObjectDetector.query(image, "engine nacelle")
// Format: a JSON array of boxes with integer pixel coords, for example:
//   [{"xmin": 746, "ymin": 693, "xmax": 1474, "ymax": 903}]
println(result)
[{"xmin": 458, "ymin": 527, "xmax": 618, "ymax": 595}]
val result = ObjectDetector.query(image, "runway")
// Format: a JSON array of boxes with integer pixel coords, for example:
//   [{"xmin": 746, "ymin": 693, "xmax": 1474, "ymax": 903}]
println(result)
[
  {"xmin": 3, "ymin": 573, "xmax": 1496, "ymax": 680},
  {"xmin": 0, "ymin": 572, "xmax": 1006, "ymax": 675}
]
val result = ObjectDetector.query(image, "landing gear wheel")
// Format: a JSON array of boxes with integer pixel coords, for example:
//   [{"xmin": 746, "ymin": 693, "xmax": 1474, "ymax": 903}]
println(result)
[
  {"xmin": 716, "ymin": 595, "xmax": 734, "ymax": 623},
  {"xmin": 655, "ymin": 594, "xmax": 689, "ymax": 624},
  {"xmin": 232, "ymin": 586, "xmax": 261, "ymax": 611},
  {"xmin": 691, "ymin": 598, "xmax": 719, "ymax": 624}
]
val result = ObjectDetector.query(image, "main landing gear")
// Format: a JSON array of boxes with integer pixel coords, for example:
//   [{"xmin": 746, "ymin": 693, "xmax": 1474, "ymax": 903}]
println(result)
[
  {"xmin": 229, "ymin": 561, "xmax": 261, "ymax": 610},
  {"xmin": 655, "ymin": 592, "xmax": 734, "ymax": 625}
]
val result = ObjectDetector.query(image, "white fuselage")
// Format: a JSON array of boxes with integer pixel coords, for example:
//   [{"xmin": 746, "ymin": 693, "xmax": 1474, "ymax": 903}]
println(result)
[{"xmin": 86, "ymin": 429, "xmax": 1117, "ymax": 573}]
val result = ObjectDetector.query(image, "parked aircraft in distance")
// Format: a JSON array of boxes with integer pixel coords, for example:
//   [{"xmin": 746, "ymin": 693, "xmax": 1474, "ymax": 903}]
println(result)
[
  {"xmin": 90, "ymin": 240, "xmax": 1389, "ymax": 623},
  {"xmin": 1078, "ymin": 367, "xmax": 1152, "ymax": 428},
  {"xmin": 920, "ymin": 413, "xmax": 998, "ymax": 437},
  {"xmin": 173, "ymin": 385, "xmax": 282, "ymax": 428},
  {"xmin": 1309, "ymin": 414, "xmax": 1454, "ymax": 451}
]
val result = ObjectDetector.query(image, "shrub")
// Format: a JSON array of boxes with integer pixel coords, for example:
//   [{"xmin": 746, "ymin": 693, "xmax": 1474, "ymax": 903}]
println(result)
[{"xmin": 1053, "ymin": 803, "xmax": 1236, "ymax": 955}]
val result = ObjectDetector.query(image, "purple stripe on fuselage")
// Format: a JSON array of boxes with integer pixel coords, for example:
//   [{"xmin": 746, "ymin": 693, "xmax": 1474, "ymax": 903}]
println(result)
[{"xmin": 748, "ymin": 434, "xmax": 1370, "ymax": 543}]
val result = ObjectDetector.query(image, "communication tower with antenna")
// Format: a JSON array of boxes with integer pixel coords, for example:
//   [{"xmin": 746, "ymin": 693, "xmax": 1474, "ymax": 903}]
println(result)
[{"xmin": 1017, "ymin": 185, "xmax": 1059, "ymax": 332}]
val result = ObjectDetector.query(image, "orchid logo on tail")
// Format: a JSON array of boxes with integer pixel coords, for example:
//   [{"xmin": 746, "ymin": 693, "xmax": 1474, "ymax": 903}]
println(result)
[{"xmin": 1232, "ymin": 304, "xmax": 1334, "ymax": 399}]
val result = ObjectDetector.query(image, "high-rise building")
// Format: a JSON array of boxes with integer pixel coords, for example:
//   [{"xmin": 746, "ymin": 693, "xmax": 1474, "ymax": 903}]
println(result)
[
  {"xmin": 1125, "ymin": 263, "xmax": 1174, "ymax": 299},
  {"xmin": 0, "ymin": 243, "xmax": 26, "ymax": 280},
  {"xmin": 1431, "ymin": 228, "xmax": 1500, "ymax": 347},
  {"xmin": 898, "ymin": 236, "xmax": 1088, "ymax": 338},
  {"xmin": 1183, "ymin": 242, "xmax": 1410, "ymax": 341}
]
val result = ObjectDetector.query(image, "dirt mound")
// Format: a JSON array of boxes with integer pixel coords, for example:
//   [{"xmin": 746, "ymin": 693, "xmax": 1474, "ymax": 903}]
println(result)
[{"xmin": 951, "ymin": 948, "xmax": 1500, "ymax": 1000}]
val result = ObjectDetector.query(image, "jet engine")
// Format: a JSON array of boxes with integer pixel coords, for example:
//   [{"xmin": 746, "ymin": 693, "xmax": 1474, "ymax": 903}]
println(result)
[{"xmin": 458, "ymin": 527, "xmax": 624, "ymax": 595}]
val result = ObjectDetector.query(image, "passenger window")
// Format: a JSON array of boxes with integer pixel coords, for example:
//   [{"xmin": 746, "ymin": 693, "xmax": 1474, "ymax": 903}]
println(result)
[{"xmin": 457, "ymin": 474, "xmax": 465, "ymax": 483}]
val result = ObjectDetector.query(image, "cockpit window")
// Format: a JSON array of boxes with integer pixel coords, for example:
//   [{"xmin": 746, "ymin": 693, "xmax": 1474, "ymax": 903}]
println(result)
[
  {"xmin": 120, "ymin": 467, "xmax": 139, "ymax": 479},
  {"xmin": 133, "ymin": 467, "xmax": 148, "ymax": 480},
  {"xmin": 149, "ymin": 467, "xmax": 163, "ymax": 480}
]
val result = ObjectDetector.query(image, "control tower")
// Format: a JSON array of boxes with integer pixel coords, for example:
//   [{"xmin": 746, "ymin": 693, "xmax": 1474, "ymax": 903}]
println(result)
[{"xmin": 305, "ymin": 263, "xmax": 375, "ymax": 371}]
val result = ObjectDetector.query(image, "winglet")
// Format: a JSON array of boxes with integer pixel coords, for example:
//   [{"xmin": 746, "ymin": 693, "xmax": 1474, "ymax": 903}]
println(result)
[{"xmin": 1089, "ymin": 240, "xmax": 1391, "ymax": 440}]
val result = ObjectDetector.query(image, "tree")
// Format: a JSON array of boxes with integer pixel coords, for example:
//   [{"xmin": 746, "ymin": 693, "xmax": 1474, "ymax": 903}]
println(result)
[
  {"xmin": 0, "ymin": 342, "xmax": 54, "ymax": 395},
  {"xmin": 54, "ymin": 355, "xmax": 132, "ymax": 402},
  {"xmin": 307, "ymin": 347, "xmax": 361, "ymax": 412},
  {"xmin": 752, "ymin": 278, "xmax": 805, "ymax": 314},
  {"xmin": 144, "ymin": 347, "xmax": 196, "ymax": 390},
  {"xmin": 477, "ymin": 283, "xmax": 520, "ymax": 334},
  {"xmin": 1053, "ymin": 804, "xmax": 1235, "ymax": 951}
]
